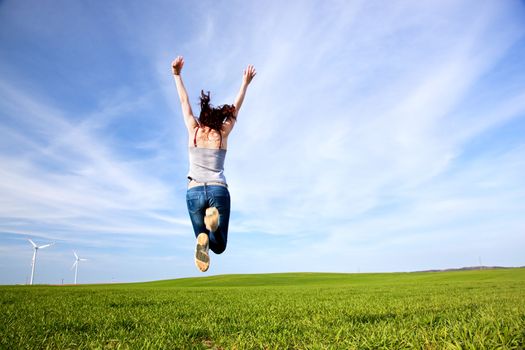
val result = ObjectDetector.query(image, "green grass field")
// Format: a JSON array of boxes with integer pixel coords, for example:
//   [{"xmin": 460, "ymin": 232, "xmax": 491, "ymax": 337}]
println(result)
[{"xmin": 1, "ymin": 269, "xmax": 524, "ymax": 349}]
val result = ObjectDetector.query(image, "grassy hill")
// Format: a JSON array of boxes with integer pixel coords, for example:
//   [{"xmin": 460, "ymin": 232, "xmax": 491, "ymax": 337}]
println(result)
[
  {"xmin": 1, "ymin": 269, "xmax": 524, "ymax": 349},
  {"xmin": 105, "ymin": 268, "xmax": 524, "ymax": 288}
]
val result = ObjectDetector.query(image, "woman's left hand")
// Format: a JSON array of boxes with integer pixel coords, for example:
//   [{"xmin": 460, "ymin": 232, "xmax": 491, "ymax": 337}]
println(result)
[{"xmin": 243, "ymin": 64, "xmax": 256, "ymax": 85}]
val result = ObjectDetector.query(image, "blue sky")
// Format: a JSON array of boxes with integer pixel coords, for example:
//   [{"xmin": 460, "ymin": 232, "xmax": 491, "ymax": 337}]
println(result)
[{"xmin": 1, "ymin": 0, "xmax": 524, "ymax": 284}]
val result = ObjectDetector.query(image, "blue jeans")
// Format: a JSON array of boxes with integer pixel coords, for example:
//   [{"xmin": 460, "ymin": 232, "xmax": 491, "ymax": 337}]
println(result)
[{"xmin": 186, "ymin": 185, "xmax": 230, "ymax": 254}]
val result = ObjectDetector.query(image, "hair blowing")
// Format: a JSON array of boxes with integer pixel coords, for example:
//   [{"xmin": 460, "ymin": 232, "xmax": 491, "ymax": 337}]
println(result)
[{"xmin": 199, "ymin": 90, "xmax": 236, "ymax": 131}]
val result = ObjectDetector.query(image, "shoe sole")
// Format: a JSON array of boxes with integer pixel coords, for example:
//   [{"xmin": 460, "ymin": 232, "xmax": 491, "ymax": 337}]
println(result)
[
  {"xmin": 195, "ymin": 233, "xmax": 210, "ymax": 272},
  {"xmin": 204, "ymin": 207, "xmax": 219, "ymax": 232}
]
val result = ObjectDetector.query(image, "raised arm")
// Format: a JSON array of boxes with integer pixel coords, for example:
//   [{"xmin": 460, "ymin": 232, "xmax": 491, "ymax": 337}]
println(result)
[
  {"xmin": 233, "ymin": 64, "xmax": 256, "ymax": 118},
  {"xmin": 172, "ymin": 56, "xmax": 198, "ymax": 130}
]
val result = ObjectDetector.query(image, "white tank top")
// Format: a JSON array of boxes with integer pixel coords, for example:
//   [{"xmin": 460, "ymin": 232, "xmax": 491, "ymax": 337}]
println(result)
[{"xmin": 187, "ymin": 147, "xmax": 227, "ymax": 184}]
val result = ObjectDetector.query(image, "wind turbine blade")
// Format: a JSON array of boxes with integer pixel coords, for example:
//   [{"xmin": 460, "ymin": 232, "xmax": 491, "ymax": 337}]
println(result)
[
  {"xmin": 74, "ymin": 251, "xmax": 79, "ymax": 259},
  {"xmin": 28, "ymin": 239, "xmax": 37, "ymax": 248},
  {"xmin": 39, "ymin": 244, "xmax": 52, "ymax": 249},
  {"xmin": 71, "ymin": 261, "xmax": 78, "ymax": 270},
  {"xmin": 80, "ymin": 258, "xmax": 88, "ymax": 261}
]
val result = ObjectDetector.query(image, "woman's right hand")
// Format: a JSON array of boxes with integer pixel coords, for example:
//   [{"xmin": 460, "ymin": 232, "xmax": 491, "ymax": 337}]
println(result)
[{"xmin": 172, "ymin": 56, "xmax": 184, "ymax": 75}]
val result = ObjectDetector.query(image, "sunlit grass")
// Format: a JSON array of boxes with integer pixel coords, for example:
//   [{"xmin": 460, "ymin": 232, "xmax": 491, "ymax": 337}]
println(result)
[{"xmin": 1, "ymin": 269, "xmax": 524, "ymax": 349}]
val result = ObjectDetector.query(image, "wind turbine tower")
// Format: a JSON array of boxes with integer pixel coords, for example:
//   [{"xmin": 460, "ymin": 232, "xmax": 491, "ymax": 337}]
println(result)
[
  {"xmin": 72, "ymin": 251, "xmax": 87, "ymax": 285},
  {"xmin": 28, "ymin": 239, "xmax": 54, "ymax": 285}
]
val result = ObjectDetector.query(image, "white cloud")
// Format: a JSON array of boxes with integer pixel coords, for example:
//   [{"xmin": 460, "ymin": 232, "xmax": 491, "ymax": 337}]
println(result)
[
  {"xmin": 0, "ymin": 81, "xmax": 189, "ymax": 246},
  {"xmin": 224, "ymin": 0, "xmax": 525, "ymax": 240}
]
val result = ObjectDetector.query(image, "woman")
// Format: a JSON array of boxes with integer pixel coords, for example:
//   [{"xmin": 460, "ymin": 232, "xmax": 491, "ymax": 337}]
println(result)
[{"xmin": 172, "ymin": 56, "xmax": 256, "ymax": 272}]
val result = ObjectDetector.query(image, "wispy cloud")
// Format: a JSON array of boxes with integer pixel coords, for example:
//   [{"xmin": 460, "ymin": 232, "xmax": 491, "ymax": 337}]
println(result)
[
  {"xmin": 225, "ymin": 1, "xmax": 525, "ymax": 237},
  {"xmin": 0, "ymin": 80, "xmax": 189, "ymax": 246}
]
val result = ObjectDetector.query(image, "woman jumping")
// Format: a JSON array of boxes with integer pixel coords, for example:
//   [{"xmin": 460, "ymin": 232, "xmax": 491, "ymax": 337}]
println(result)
[{"xmin": 172, "ymin": 56, "xmax": 256, "ymax": 272}]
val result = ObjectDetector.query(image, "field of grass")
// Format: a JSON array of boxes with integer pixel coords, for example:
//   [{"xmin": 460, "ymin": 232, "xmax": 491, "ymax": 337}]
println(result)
[{"xmin": 1, "ymin": 269, "xmax": 524, "ymax": 349}]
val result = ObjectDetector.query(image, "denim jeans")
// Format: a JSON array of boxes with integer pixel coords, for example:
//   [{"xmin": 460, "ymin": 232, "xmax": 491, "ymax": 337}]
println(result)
[{"xmin": 186, "ymin": 185, "xmax": 230, "ymax": 254}]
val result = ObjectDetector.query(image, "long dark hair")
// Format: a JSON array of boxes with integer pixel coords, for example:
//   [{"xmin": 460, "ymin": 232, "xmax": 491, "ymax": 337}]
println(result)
[{"xmin": 199, "ymin": 90, "xmax": 236, "ymax": 132}]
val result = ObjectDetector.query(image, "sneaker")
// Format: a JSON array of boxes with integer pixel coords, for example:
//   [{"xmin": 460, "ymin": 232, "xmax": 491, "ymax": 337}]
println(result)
[
  {"xmin": 204, "ymin": 207, "xmax": 219, "ymax": 232},
  {"xmin": 195, "ymin": 233, "xmax": 210, "ymax": 272}
]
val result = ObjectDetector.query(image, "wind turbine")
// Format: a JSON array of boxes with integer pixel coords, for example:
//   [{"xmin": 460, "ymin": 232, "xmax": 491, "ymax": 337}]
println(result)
[
  {"xmin": 71, "ymin": 251, "xmax": 87, "ymax": 285},
  {"xmin": 28, "ymin": 239, "xmax": 54, "ymax": 285}
]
